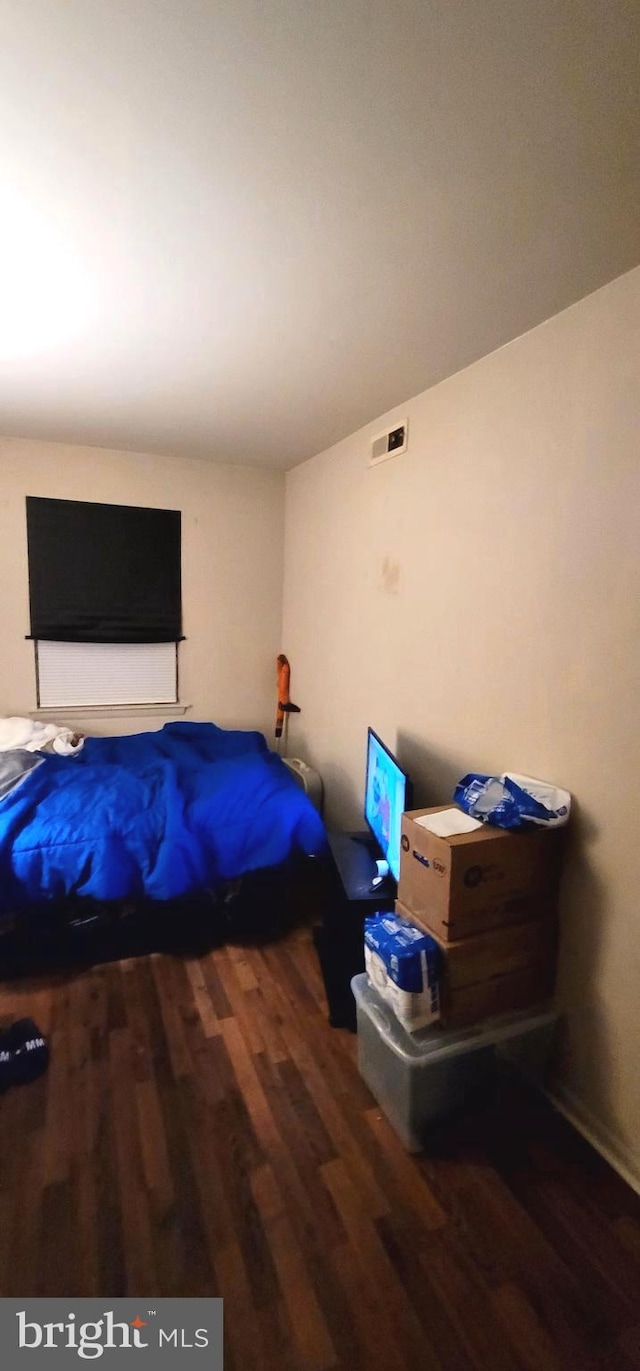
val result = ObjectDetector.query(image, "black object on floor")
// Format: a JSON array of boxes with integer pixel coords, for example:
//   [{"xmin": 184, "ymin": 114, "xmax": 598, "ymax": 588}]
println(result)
[
  {"xmin": 313, "ymin": 923, "xmax": 362, "ymax": 1030},
  {"xmin": 0, "ymin": 1018, "xmax": 49, "ymax": 1093},
  {"xmin": 314, "ymin": 831, "xmax": 395, "ymax": 1030}
]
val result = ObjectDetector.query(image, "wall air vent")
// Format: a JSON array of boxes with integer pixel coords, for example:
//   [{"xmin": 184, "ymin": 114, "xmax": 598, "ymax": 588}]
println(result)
[{"xmin": 369, "ymin": 419, "xmax": 408, "ymax": 467}]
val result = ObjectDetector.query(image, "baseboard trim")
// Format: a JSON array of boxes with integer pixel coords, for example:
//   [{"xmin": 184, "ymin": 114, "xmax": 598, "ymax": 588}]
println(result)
[{"xmin": 546, "ymin": 1082, "xmax": 640, "ymax": 1197}]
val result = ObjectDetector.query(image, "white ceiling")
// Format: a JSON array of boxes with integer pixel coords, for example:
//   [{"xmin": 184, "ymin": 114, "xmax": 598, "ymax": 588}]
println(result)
[{"xmin": 0, "ymin": 0, "xmax": 638, "ymax": 471}]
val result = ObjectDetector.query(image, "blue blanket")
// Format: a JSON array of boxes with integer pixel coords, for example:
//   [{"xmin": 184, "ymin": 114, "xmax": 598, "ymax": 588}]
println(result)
[{"xmin": 0, "ymin": 722, "xmax": 326, "ymax": 913}]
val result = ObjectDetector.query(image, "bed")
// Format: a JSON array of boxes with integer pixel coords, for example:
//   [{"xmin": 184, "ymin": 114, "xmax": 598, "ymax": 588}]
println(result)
[{"xmin": 0, "ymin": 721, "xmax": 327, "ymax": 966}]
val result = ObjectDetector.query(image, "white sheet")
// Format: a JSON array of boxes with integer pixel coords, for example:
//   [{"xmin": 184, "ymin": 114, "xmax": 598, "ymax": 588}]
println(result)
[{"xmin": 0, "ymin": 715, "xmax": 84, "ymax": 756}]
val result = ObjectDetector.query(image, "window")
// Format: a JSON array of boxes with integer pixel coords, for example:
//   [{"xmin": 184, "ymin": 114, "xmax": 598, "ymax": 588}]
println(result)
[{"xmin": 26, "ymin": 497, "xmax": 182, "ymax": 709}]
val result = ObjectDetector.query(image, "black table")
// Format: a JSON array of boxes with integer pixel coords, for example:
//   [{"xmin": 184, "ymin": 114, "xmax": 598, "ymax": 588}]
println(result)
[{"xmin": 314, "ymin": 830, "xmax": 396, "ymax": 1029}]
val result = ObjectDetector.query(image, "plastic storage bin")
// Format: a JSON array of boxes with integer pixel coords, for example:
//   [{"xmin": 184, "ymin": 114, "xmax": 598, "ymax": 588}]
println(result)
[{"xmin": 351, "ymin": 972, "xmax": 556, "ymax": 1151}]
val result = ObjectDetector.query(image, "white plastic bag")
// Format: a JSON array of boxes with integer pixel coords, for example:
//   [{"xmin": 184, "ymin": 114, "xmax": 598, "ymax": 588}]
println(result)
[
  {"xmin": 454, "ymin": 771, "xmax": 571, "ymax": 829},
  {"xmin": 503, "ymin": 773, "xmax": 571, "ymax": 827}
]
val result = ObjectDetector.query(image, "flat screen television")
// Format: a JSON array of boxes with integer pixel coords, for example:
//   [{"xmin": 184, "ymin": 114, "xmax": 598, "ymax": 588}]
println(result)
[{"xmin": 364, "ymin": 727, "xmax": 412, "ymax": 883}]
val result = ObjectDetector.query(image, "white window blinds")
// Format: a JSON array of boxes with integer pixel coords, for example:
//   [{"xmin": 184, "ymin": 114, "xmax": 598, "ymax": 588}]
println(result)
[{"xmin": 37, "ymin": 641, "xmax": 178, "ymax": 709}]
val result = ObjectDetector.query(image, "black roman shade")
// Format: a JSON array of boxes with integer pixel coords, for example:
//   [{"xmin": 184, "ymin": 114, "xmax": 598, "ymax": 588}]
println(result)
[{"xmin": 26, "ymin": 497, "xmax": 182, "ymax": 643}]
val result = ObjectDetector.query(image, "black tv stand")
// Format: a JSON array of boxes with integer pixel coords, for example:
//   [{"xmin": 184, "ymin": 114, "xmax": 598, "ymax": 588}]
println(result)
[{"xmin": 314, "ymin": 830, "xmax": 396, "ymax": 1029}]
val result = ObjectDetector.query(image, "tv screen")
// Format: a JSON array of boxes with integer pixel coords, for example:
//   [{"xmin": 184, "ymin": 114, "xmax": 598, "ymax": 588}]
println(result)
[{"xmin": 364, "ymin": 728, "xmax": 411, "ymax": 883}]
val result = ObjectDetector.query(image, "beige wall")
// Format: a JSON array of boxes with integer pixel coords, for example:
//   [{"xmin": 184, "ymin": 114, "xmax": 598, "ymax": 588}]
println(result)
[
  {"xmin": 283, "ymin": 267, "xmax": 640, "ymax": 1186},
  {"xmin": 0, "ymin": 438, "xmax": 285, "ymax": 738}
]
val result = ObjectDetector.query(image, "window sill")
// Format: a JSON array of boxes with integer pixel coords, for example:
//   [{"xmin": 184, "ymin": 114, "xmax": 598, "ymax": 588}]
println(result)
[{"xmin": 32, "ymin": 703, "xmax": 192, "ymax": 720}]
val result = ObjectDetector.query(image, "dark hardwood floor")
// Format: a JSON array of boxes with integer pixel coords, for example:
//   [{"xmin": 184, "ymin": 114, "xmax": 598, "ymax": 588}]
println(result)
[{"xmin": 1, "ymin": 919, "xmax": 640, "ymax": 1370}]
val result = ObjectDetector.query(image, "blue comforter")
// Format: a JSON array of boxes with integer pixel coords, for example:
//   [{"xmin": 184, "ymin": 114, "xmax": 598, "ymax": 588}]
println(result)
[{"xmin": 0, "ymin": 722, "xmax": 326, "ymax": 913}]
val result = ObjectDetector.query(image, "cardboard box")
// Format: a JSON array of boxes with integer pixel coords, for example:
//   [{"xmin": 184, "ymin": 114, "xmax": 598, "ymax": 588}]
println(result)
[
  {"xmin": 399, "ymin": 806, "xmax": 563, "ymax": 941},
  {"xmin": 395, "ymin": 895, "xmax": 557, "ymax": 1027},
  {"xmin": 439, "ymin": 962, "xmax": 555, "ymax": 1027},
  {"xmin": 395, "ymin": 898, "xmax": 557, "ymax": 986}
]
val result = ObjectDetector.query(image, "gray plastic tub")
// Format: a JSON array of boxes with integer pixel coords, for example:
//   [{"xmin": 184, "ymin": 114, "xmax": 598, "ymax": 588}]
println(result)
[{"xmin": 352, "ymin": 973, "xmax": 556, "ymax": 1151}]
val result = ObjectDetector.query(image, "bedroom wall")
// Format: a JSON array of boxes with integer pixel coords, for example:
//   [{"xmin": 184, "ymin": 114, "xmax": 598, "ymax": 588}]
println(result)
[
  {"xmin": 282, "ymin": 266, "xmax": 640, "ymax": 1188},
  {"xmin": 0, "ymin": 437, "xmax": 285, "ymax": 738}
]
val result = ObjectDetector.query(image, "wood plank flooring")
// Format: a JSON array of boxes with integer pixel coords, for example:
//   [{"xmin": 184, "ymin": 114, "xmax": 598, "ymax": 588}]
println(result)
[{"xmin": 1, "ymin": 921, "xmax": 640, "ymax": 1371}]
